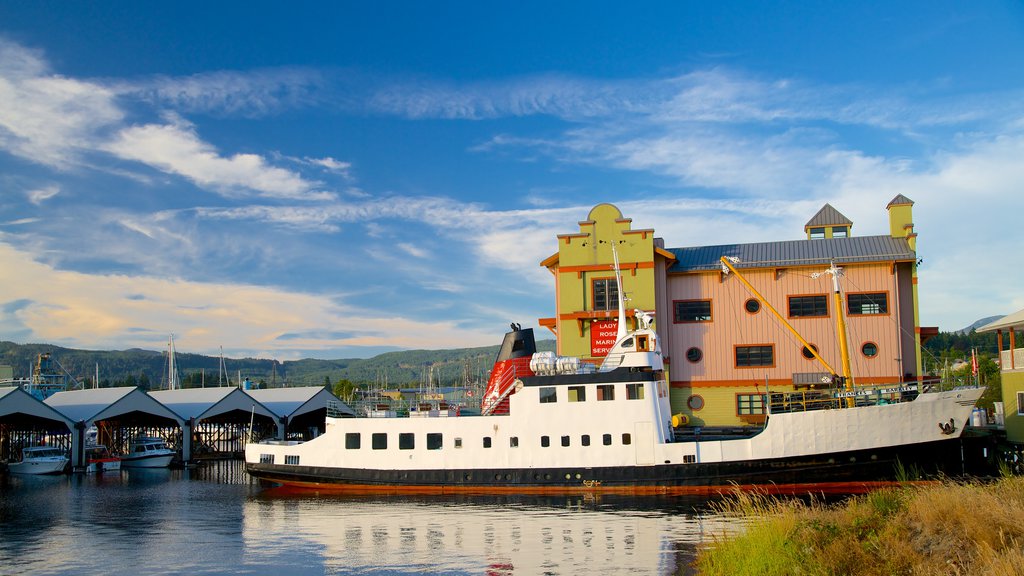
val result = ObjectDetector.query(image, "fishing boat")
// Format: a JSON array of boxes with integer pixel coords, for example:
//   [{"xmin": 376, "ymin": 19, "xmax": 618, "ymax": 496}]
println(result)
[
  {"xmin": 245, "ymin": 255, "xmax": 982, "ymax": 493},
  {"xmin": 84, "ymin": 444, "xmax": 121, "ymax": 473},
  {"xmin": 9, "ymin": 445, "xmax": 69, "ymax": 475},
  {"xmin": 120, "ymin": 437, "xmax": 175, "ymax": 468}
]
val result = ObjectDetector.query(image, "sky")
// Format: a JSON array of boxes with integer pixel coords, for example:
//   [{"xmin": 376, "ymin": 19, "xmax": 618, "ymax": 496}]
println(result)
[{"xmin": 1, "ymin": 2, "xmax": 1022, "ymax": 360}]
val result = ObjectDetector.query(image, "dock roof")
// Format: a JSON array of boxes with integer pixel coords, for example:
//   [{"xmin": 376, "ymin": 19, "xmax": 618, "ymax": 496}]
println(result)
[
  {"xmin": 246, "ymin": 386, "xmax": 353, "ymax": 419},
  {"xmin": 45, "ymin": 386, "xmax": 183, "ymax": 426},
  {"xmin": 149, "ymin": 387, "xmax": 277, "ymax": 422},
  {"xmin": 0, "ymin": 386, "xmax": 75, "ymax": 430}
]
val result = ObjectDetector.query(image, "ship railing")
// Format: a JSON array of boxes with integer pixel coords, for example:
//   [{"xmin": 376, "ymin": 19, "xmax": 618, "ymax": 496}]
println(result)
[
  {"xmin": 480, "ymin": 366, "xmax": 520, "ymax": 416},
  {"xmin": 767, "ymin": 382, "xmax": 923, "ymax": 415}
]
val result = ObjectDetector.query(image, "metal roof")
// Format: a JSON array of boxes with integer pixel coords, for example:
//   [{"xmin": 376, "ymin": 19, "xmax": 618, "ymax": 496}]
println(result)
[
  {"xmin": 0, "ymin": 386, "xmax": 75, "ymax": 429},
  {"xmin": 246, "ymin": 386, "xmax": 353, "ymax": 419},
  {"xmin": 977, "ymin": 309, "xmax": 1024, "ymax": 333},
  {"xmin": 45, "ymin": 386, "xmax": 184, "ymax": 425},
  {"xmin": 667, "ymin": 235, "xmax": 916, "ymax": 273},
  {"xmin": 149, "ymin": 387, "xmax": 277, "ymax": 422},
  {"xmin": 804, "ymin": 203, "xmax": 853, "ymax": 228},
  {"xmin": 887, "ymin": 194, "xmax": 914, "ymax": 208}
]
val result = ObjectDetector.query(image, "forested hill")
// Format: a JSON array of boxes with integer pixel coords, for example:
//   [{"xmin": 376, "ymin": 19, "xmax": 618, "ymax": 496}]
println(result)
[{"xmin": 0, "ymin": 339, "xmax": 556, "ymax": 390}]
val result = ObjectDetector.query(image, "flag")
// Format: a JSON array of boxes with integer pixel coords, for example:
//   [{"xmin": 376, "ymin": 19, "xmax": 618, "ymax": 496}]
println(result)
[{"xmin": 971, "ymin": 348, "xmax": 979, "ymax": 377}]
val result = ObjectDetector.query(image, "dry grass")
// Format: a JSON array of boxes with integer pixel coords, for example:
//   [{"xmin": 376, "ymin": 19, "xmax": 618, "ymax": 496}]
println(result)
[{"xmin": 695, "ymin": 477, "xmax": 1024, "ymax": 576}]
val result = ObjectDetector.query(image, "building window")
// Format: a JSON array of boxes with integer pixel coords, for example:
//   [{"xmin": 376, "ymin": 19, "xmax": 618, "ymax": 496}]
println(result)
[
  {"xmin": 831, "ymin": 226, "xmax": 849, "ymax": 238},
  {"xmin": 737, "ymin": 394, "xmax": 767, "ymax": 415},
  {"xmin": 674, "ymin": 299, "xmax": 712, "ymax": 323},
  {"xmin": 848, "ymin": 293, "xmax": 888, "ymax": 315},
  {"xmin": 686, "ymin": 347, "xmax": 703, "ymax": 363},
  {"xmin": 582, "ymin": 434, "xmax": 591, "ymax": 446},
  {"xmin": 789, "ymin": 295, "xmax": 828, "ymax": 318},
  {"xmin": 1017, "ymin": 392, "xmax": 1024, "ymax": 416},
  {"xmin": 345, "ymin": 433, "xmax": 361, "ymax": 449},
  {"xmin": 259, "ymin": 454, "xmax": 274, "ymax": 464},
  {"xmin": 427, "ymin": 433, "xmax": 443, "ymax": 450},
  {"xmin": 539, "ymin": 387, "xmax": 557, "ymax": 403},
  {"xmin": 568, "ymin": 386, "xmax": 586, "ymax": 402},
  {"xmin": 622, "ymin": 433, "xmax": 632, "ymax": 445},
  {"xmin": 736, "ymin": 345, "xmax": 775, "ymax": 367},
  {"xmin": 561, "ymin": 435, "xmax": 570, "ymax": 447},
  {"xmin": 284, "ymin": 455, "xmax": 300, "ymax": 465},
  {"xmin": 810, "ymin": 227, "xmax": 825, "ymax": 239},
  {"xmin": 801, "ymin": 344, "xmax": 819, "ymax": 360},
  {"xmin": 541, "ymin": 436, "xmax": 550, "ymax": 448},
  {"xmin": 687, "ymin": 395, "xmax": 705, "ymax": 411},
  {"xmin": 597, "ymin": 384, "xmax": 615, "ymax": 401},
  {"xmin": 744, "ymin": 298, "xmax": 761, "ymax": 314},
  {"xmin": 483, "ymin": 436, "xmax": 492, "ymax": 448},
  {"xmin": 593, "ymin": 278, "xmax": 619, "ymax": 311},
  {"xmin": 399, "ymin": 432, "xmax": 415, "ymax": 450},
  {"xmin": 862, "ymin": 342, "xmax": 879, "ymax": 358},
  {"xmin": 372, "ymin": 433, "xmax": 387, "ymax": 450},
  {"xmin": 603, "ymin": 433, "xmax": 612, "ymax": 446},
  {"xmin": 626, "ymin": 383, "xmax": 645, "ymax": 400}
]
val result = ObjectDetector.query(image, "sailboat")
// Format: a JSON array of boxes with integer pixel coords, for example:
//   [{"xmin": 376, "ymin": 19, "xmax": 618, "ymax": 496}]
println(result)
[{"xmin": 245, "ymin": 251, "xmax": 982, "ymax": 493}]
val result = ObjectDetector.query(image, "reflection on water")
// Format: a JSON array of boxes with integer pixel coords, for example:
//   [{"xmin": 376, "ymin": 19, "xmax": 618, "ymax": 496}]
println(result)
[{"xmin": 0, "ymin": 462, "xmax": 749, "ymax": 575}]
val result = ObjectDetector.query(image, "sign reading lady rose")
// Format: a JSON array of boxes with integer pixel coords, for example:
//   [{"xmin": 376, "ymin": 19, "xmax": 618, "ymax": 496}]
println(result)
[{"xmin": 590, "ymin": 320, "xmax": 618, "ymax": 357}]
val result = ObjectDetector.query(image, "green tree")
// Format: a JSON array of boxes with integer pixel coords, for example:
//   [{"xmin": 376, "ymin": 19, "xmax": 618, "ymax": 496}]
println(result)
[{"xmin": 332, "ymin": 378, "xmax": 358, "ymax": 402}]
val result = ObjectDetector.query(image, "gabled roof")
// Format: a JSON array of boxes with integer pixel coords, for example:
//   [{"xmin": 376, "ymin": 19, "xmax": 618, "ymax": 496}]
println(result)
[
  {"xmin": 0, "ymin": 386, "xmax": 75, "ymax": 429},
  {"xmin": 246, "ymin": 386, "xmax": 353, "ymax": 419},
  {"xmin": 886, "ymin": 194, "xmax": 914, "ymax": 208},
  {"xmin": 977, "ymin": 309, "xmax": 1024, "ymax": 333},
  {"xmin": 804, "ymin": 203, "xmax": 853, "ymax": 229},
  {"xmin": 667, "ymin": 235, "xmax": 915, "ymax": 273},
  {"xmin": 45, "ymin": 386, "xmax": 183, "ymax": 425},
  {"xmin": 149, "ymin": 387, "xmax": 277, "ymax": 422}
]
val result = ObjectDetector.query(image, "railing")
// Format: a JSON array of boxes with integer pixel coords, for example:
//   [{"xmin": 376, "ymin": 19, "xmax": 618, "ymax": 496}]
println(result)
[
  {"xmin": 481, "ymin": 366, "xmax": 520, "ymax": 416},
  {"xmin": 1000, "ymin": 348, "xmax": 1024, "ymax": 372}
]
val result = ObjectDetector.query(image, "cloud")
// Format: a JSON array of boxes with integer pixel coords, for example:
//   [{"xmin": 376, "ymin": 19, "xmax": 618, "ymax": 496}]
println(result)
[
  {"xmin": 26, "ymin": 185, "xmax": 60, "ymax": 205},
  {"xmin": 104, "ymin": 119, "xmax": 334, "ymax": 200}
]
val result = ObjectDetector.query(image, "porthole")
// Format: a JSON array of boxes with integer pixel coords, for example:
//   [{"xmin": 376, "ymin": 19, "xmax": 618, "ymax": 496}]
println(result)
[
  {"xmin": 687, "ymin": 395, "xmax": 705, "ymax": 411},
  {"xmin": 565, "ymin": 473, "xmax": 572, "ymax": 480},
  {"xmin": 862, "ymin": 342, "xmax": 878, "ymax": 358},
  {"xmin": 685, "ymin": 347, "xmax": 703, "ymax": 363},
  {"xmin": 801, "ymin": 344, "xmax": 818, "ymax": 360},
  {"xmin": 744, "ymin": 298, "xmax": 760, "ymax": 314}
]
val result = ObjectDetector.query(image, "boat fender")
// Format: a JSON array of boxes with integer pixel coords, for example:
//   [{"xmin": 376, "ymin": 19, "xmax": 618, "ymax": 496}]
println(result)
[
  {"xmin": 939, "ymin": 418, "xmax": 956, "ymax": 435},
  {"xmin": 671, "ymin": 413, "xmax": 688, "ymax": 428}
]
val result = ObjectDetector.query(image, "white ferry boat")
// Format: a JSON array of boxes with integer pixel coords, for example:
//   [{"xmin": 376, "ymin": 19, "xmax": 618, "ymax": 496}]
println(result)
[{"xmin": 245, "ymin": 257, "xmax": 982, "ymax": 493}]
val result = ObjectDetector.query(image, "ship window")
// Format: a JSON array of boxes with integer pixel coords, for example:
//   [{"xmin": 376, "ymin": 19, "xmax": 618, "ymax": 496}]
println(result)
[
  {"xmin": 454, "ymin": 437, "xmax": 462, "ymax": 449},
  {"xmin": 539, "ymin": 387, "xmax": 557, "ymax": 403},
  {"xmin": 683, "ymin": 454, "xmax": 697, "ymax": 464},
  {"xmin": 427, "ymin": 433, "xmax": 443, "ymax": 450},
  {"xmin": 372, "ymin": 433, "xmax": 387, "ymax": 450},
  {"xmin": 568, "ymin": 386, "xmax": 586, "ymax": 402},
  {"xmin": 810, "ymin": 227, "xmax": 825, "ymax": 239},
  {"xmin": 687, "ymin": 395, "xmax": 704, "ymax": 411},
  {"xmin": 737, "ymin": 394, "xmax": 767, "ymax": 415},
  {"xmin": 622, "ymin": 433, "xmax": 632, "ymax": 445},
  {"xmin": 541, "ymin": 436, "xmax": 550, "ymax": 447},
  {"xmin": 788, "ymin": 295, "xmax": 828, "ymax": 318},
  {"xmin": 802, "ymin": 344, "xmax": 819, "ymax": 360},
  {"xmin": 602, "ymin": 434, "xmax": 612, "ymax": 446},
  {"xmin": 510, "ymin": 436, "xmax": 519, "ymax": 448},
  {"xmin": 592, "ymin": 278, "xmax": 620, "ymax": 311},
  {"xmin": 848, "ymin": 293, "xmax": 888, "ymax": 315},
  {"xmin": 597, "ymin": 384, "xmax": 615, "ymax": 401},
  {"xmin": 561, "ymin": 435, "xmax": 570, "ymax": 447},
  {"xmin": 483, "ymin": 436, "xmax": 492, "ymax": 448},
  {"xmin": 744, "ymin": 298, "xmax": 761, "ymax": 314},
  {"xmin": 582, "ymin": 434, "xmax": 591, "ymax": 446},
  {"xmin": 284, "ymin": 455, "xmax": 299, "ymax": 465},
  {"xmin": 626, "ymin": 383, "xmax": 645, "ymax": 400},
  {"xmin": 736, "ymin": 345, "xmax": 774, "ymax": 367},
  {"xmin": 259, "ymin": 454, "xmax": 274, "ymax": 464},
  {"xmin": 862, "ymin": 342, "xmax": 879, "ymax": 358},
  {"xmin": 399, "ymin": 433, "xmax": 415, "ymax": 450},
  {"xmin": 673, "ymin": 299, "xmax": 712, "ymax": 323},
  {"xmin": 686, "ymin": 347, "xmax": 702, "ymax": 363},
  {"xmin": 345, "ymin": 433, "xmax": 361, "ymax": 449}
]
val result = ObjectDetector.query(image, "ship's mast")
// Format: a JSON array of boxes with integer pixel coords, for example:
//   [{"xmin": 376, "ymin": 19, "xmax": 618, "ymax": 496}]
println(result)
[
  {"xmin": 811, "ymin": 261, "xmax": 854, "ymax": 389},
  {"xmin": 610, "ymin": 242, "xmax": 628, "ymax": 342}
]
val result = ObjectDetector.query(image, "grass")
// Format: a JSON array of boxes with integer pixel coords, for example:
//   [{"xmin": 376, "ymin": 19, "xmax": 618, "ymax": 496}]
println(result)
[{"xmin": 695, "ymin": 477, "xmax": 1024, "ymax": 576}]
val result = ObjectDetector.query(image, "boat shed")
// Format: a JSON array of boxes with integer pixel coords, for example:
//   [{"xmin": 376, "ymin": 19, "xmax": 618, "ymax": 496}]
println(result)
[
  {"xmin": 246, "ymin": 386, "xmax": 353, "ymax": 440},
  {"xmin": 149, "ymin": 387, "xmax": 278, "ymax": 460},
  {"xmin": 45, "ymin": 387, "xmax": 185, "ymax": 469},
  {"xmin": 0, "ymin": 386, "xmax": 76, "ymax": 465}
]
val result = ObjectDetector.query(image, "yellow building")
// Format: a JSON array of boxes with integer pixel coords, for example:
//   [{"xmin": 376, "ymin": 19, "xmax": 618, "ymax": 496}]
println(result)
[
  {"xmin": 979, "ymin": 311, "xmax": 1024, "ymax": 443},
  {"xmin": 539, "ymin": 197, "xmax": 928, "ymax": 427}
]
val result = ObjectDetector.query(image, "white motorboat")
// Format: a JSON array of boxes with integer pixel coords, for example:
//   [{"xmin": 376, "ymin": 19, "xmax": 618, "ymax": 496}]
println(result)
[
  {"xmin": 9, "ymin": 445, "xmax": 69, "ymax": 475},
  {"xmin": 120, "ymin": 437, "xmax": 175, "ymax": 468},
  {"xmin": 84, "ymin": 444, "xmax": 122, "ymax": 473}
]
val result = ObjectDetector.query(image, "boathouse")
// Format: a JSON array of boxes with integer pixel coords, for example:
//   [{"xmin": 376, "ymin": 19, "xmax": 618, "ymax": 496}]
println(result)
[
  {"xmin": 0, "ymin": 386, "xmax": 75, "ymax": 465},
  {"xmin": 247, "ymin": 386, "xmax": 353, "ymax": 440},
  {"xmin": 539, "ymin": 197, "xmax": 928, "ymax": 427},
  {"xmin": 150, "ymin": 387, "xmax": 279, "ymax": 459}
]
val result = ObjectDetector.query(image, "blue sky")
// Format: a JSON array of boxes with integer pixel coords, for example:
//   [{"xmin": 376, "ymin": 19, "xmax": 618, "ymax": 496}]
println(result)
[{"xmin": 1, "ymin": 2, "xmax": 1022, "ymax": 360}]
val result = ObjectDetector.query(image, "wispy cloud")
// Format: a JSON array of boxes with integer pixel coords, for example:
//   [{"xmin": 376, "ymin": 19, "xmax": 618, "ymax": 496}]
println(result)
[{"xmin": 26, "ymin": 184, "xmax": 59, "ymax": 205}]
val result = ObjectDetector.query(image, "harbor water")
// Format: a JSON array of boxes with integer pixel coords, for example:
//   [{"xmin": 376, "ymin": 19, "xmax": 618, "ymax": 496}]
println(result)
[{"xmin": 0, "ymin": 461, "xmax": 749, "ymax": 575}]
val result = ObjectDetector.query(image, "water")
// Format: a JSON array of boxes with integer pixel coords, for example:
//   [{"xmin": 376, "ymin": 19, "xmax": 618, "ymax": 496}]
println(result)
[{"xmin": 0, "ymin": 462, "xmax": 748, "ymax": 575}]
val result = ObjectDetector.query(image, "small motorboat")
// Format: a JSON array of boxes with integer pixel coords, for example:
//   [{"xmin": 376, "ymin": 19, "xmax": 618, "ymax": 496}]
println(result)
[
  {"xmin": 84, "ymin": 444, "xmax": 122, "ymax": 473},
  {"xmin": 8, "ymin": 445, "xmax": 69, "ymax": 475},
  {"xmin": 120, "ymin": 437, "xmax": 175, "ymax": 468}
]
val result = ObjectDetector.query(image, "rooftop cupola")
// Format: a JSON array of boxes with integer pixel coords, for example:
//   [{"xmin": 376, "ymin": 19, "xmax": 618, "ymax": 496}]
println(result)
[
  {"xmin": 804, "ymin": 203, "xmax": 853, "ymax": 240},
  {"xmin": 886, "ymin": 194, "xmax": 916, "ymax": 250}
]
